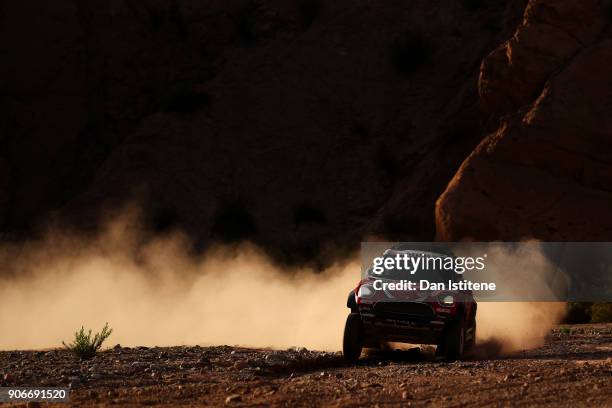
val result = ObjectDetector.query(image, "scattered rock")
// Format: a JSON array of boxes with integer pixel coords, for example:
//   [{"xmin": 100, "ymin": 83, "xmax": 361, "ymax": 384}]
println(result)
[
  {"xmin": 69, "ymin": 381, "xmax": 81, "ymax": 388},
  {"xmin": 0, "ymin": 322, "xmax": 609, "ymax": 406},
  {"xmin": 197, "ymin": 357, "xmax": 210, "ymax": 367},
  {"xmin": 234, "ymin": 361, "xmax": 249, "ymax": 370},
  {"xmin": 225, "ymin": 394, "xmax": 241, "ymax": 404}
]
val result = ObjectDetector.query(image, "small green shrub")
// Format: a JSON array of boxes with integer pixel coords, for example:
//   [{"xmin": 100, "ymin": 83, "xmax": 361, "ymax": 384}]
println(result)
[
  {"xmin": 563, "ymin": 302, "xmax": 612, "ymax": 324},
  {"xmin": 63, "ymin": 323, "xmax": 113, "ymax": 360},
  {"xmin": 563, "ymin": 302, "xmax": 592, "ymax": 324},
  {"xmin": 590, "ymin": 303, "xmax": 612, "ymax": 323},
  {"xmin": 558, "ymin": 327, "xmax": 571, "ymax": 334}
]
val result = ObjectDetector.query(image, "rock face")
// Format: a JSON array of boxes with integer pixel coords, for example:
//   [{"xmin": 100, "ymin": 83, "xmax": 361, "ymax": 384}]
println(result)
[
  {"xmin": 1, "ymin": 1, "xmax": 518, "ymax": 259},
  {"xmin": 436, "ymin": 0, "xmax": 612, "ymax": 241},
  {"xmin": 10, "ymin": 0, "xmax": 607, "ymax": 251},
  {"xmin": 478, "ymin": 0, "xmax": 606, "ymax": 126}
]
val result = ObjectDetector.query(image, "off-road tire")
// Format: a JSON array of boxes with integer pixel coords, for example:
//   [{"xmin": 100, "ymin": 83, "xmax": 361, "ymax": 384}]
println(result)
[
  {"xmin": 444, "ymin": 320, "xmax": 465, "ymax": 361},
  {"xmin": 343, "ymin": 313, "xmax": 363, "ymax": 362},
  {"xmin": 465, "ymin": 319, "xmax": 476, "ymax": 350}
]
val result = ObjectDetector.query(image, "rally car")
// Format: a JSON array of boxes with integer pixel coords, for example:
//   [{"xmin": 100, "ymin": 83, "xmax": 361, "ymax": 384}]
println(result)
[{"xmin": 343, "ymin": 245, "xmax": 477, "ymax": 362}]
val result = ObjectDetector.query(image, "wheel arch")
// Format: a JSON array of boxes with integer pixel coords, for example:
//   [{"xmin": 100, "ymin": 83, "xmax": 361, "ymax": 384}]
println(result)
[{"xmin": 347, "ymin": 290, "xmax": 357, "ymax": 311}]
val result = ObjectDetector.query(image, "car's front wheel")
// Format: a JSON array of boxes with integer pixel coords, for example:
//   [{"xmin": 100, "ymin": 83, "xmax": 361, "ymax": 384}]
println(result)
[
  {"xmin": 443, "ymin": 320, "xmax": 465, "ymax": 361},
  {"xmin": 343, "ymin": 313, "xmax": 363, "ymax": 362}
]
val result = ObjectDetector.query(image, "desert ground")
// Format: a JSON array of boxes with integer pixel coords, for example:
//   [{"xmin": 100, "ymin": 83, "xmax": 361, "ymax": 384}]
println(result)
[{"xmin": 1, "ymin": 324, "xmax": 611, "ymax": 407}]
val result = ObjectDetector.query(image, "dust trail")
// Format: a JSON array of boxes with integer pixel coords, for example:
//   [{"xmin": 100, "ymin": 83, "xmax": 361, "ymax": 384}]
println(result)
[
  {"xmin": 470, "ymin": 243, "xmax": 566, "ymax": 354},
  {"xmin": 0, "ymin": 218, "xmax": 357, "ymax": 351},
  {"xmin": 476, "ymin": 302, "xmax": 565, "ymax": 355},
  {"xmin": 0, "ymin": 218, "xmax": 564, "ymax": 353}
]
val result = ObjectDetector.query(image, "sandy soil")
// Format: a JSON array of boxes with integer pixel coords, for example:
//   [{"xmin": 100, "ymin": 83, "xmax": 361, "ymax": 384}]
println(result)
[{"xmin": 1, "ymin": 324, "xmax": 611, "ymax": 407}]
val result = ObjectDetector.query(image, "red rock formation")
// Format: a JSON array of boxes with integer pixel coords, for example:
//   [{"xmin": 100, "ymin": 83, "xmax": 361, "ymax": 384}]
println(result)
[
  {"xmin": 437, "ymin": 0, "xmax": 612, "ymax": 241},
  {"xmin": 479, "ymin": 0, "xmax": 606, "ymax": 126}
]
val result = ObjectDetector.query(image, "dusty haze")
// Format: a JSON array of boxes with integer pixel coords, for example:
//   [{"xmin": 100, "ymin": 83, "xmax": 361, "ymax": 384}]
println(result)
[
  {"xmin": 466, "ymin": 243, "xmax": 566, "ymax": 353},
  {"xmin": 0, "ymin": 216, "xmax": 564, "ymax": 353}
]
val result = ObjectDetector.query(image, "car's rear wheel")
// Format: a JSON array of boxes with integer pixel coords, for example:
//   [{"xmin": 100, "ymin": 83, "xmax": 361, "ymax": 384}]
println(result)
[
  {"xmin": 435, "ymin": 343, "xmax": 445, "ymax": 358},
  {"xmin": 465, "ymin": 319, "xmax": 476, "ymax": 350},
  {"xmin": 343, "ymin": 313, "xmax": 363, "ymax": 362},
  {"xmin": 443, "ymin": 320, "xmax": 465, "ymax": 361}
]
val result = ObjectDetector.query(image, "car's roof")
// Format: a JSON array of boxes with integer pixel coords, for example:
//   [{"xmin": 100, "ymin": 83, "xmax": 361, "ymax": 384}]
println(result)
[{"xmin": 388, "ymin": 242, "xmax": 455, "ymax": 257}]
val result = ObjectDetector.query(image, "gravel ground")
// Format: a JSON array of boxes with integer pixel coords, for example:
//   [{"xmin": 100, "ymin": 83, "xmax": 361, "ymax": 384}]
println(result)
[{"xmin": 1, "ymin": 324, "xmax": 611, "ymax": 407}]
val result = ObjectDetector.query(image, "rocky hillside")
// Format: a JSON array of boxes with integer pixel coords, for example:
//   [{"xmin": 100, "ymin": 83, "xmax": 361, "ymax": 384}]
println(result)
[
  {"xmin": 8, "ymin": 1, "xmax": 607, "ymax": 259},
  {"xmin": 436, "ymin": 0, "xmax": 612, "ymax": 241},
  {"xmin": 1, "ymin": 1, "xmax": 525, "ymax": 261}
]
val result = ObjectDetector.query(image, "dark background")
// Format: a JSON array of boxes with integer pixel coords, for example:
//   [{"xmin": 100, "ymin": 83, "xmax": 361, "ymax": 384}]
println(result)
[
  {"xmin": 0, "ymin": 1, "xmax": 524, "ymax": 262},
  {"xmin": 1, "ymin": 0, "xmax": 612, "ymax": 270}
]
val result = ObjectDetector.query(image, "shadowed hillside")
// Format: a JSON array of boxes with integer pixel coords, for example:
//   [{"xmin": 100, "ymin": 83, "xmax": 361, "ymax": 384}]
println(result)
[{"xmin": 0, "ymin": 1, "xmax": 522, "ymax": 263}]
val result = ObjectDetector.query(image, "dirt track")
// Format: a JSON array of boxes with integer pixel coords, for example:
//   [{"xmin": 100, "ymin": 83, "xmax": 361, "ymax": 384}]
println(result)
[{"xmin": 1, "ymin": 324, "xmax": 611, "ymax": 407}]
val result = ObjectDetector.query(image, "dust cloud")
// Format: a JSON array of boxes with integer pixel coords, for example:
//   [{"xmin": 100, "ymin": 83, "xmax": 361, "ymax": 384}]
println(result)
[
  {"xmin": 476, "ymin": 302, "xmax": 565, "ymax": 354},
  {"xmin": 0, "ymin": 218, "xmax": 357, "ymax": 351},
  {"xmin": 471, "ymin": 243, "xmax": 566, "ymax": 353},
  {"xmin": 0, "ymin": 218, "xmax": 564, "ymax": 354}
]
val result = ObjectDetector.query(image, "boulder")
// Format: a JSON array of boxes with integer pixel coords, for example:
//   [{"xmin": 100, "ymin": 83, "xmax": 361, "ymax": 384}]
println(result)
[
  {"xmin": 478, "ymin": 0, "xmax": 606, "ymax": 126},
  {"xmin": 437, "ymin": 30, "xmax": 612, "ymax": 240}
]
